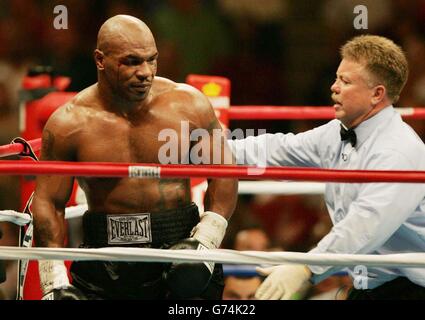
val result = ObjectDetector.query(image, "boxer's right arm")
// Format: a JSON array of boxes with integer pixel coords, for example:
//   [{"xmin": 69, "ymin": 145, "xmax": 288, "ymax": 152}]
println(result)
[
  {"xmin": 32, "ymin": 106, "xmax": 86, "ymax": 299},
  {"xmin": 33, "ymin": 123, "xmax": 75, "ymax": 248}
]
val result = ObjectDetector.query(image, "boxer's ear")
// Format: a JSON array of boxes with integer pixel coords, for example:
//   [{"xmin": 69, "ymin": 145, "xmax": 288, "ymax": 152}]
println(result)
[{"xmin": 94, "ymin": 49, "xmax": 105, "ymax": 70}]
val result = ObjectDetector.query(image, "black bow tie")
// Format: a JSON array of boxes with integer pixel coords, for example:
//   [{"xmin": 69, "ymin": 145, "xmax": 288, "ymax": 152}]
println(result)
[{"xmin": 340, "ymin": 125, "xmax": 357, "ymax": 147}]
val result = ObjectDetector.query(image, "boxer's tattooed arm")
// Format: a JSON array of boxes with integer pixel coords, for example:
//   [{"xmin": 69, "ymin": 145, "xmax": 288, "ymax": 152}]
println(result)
[{"xmin": 41, "ymin": 129, "xmax": 56, "ymax": 160}]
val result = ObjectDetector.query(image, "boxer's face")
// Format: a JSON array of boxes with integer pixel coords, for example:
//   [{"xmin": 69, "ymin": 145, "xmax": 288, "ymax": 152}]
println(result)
[
  {"xmin": 331, "ymin": 59, "xmax": 377, "ymax": 128},
  {"xmin": 100, "ymin": 36, "xmax": 158, "ymax": 102},
  {"xmin": 116, "ymin": 48, "xmax": 158, "ymax": 102}
]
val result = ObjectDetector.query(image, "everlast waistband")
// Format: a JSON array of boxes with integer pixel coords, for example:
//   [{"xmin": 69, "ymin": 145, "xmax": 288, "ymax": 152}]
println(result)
[{"xmin": 81, "ymin": 203, "xmax": 200, "ymax": 248}]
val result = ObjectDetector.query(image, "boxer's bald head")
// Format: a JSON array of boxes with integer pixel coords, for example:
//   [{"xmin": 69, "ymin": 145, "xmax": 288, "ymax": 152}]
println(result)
[
  {"xmin": 94, "ymin": 15, "xmax": 158, "ymax": 104},
  {"xmin": 97, "ymin": 15, "xmax": 156, "ymax": 54}
]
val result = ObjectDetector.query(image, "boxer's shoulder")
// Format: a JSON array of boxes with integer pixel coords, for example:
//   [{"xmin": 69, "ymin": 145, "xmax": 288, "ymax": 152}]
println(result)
[
  {"xmin": 44, "ymin": 85, "xmax": 98, "ymax": 134},
  {"xmin": 153, "ymin": 76, "xmax": 211, "ymax": 111}
]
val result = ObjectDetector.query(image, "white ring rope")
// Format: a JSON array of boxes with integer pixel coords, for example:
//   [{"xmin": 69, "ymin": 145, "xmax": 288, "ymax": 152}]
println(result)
[
  {"xmin": 0, "ymin": 206, "xmax": 88, "ymax": 224},
  {"xmin": 0, "ymin": 246, "xmax": 424, "ymax": 268},
  {"xmin": 1, "ymin": 182, "xmax": 421, "ymax": 270},
  {"xmin": 0, "ymin": 210, "xmax": 31, "ymax": 226}
]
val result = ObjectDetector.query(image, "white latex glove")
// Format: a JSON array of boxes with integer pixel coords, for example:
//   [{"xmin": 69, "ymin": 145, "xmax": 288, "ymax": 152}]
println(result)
[{"xmin": 255, "ymin": 264, "xmax": 312, "ymax": 300}]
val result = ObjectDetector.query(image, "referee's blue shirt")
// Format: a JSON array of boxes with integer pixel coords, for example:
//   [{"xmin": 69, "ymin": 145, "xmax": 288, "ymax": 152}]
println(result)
[{"xmin": 229, "ymin": 106, "xmax": 425, "ymax": 289}]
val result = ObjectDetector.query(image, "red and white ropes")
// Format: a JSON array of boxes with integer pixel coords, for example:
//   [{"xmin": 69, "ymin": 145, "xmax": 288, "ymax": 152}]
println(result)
[{"xmin": 0, "ymin": 160, "xmax": 424, "ymax": 183}]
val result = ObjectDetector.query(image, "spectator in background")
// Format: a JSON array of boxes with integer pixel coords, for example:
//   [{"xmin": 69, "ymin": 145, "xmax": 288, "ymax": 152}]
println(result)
[
  {"xmin": 223, "ymin": 226, "xmax": 271, "ymax": 300},
  {"xmin": 307, "ymin": 273, "xmax": 352, "ymax": 300},
  {"xmin": 233, "ymin": 226, "xmax": 271, "ymax": 251},
  {"xmin": 223, "ymin": 275, "xmax": 262, "ymax": 300},
  {"xmin": 213, "ymin": 0, "xmax": 288, "ymax": 107},
  {"xmin": 152, "ymin": 0, "xmax": 232, "ymax": 82},
  {"xmin": 40, "ymin": 1, "xmax": 98, "ymax": 91},
  {"xmin": 321, "ymin": 0, "xmax": 393, "ymax": 38},
  {"xmin": 401, "ymin": 34, "xmax": 425, "ymax": 107},
  {"xmin": 398, "ymin": 33, "xmax": 425, "ymax": 141}
]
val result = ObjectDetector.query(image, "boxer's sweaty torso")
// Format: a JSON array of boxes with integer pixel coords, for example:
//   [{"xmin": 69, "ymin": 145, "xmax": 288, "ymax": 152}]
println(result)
[
  {"xmin": 48, "ymin": 77, "xmax": 227, "ymax": 299},
  {"xmin": 46, "ymin": 77, "xmax": 205, "ymax": 214}
]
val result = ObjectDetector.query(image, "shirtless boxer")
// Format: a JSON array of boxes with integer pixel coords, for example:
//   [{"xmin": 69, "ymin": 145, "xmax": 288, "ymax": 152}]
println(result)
[{"xmin": 32, "ymin": 15, "xmax": 238, "ymax": 300}]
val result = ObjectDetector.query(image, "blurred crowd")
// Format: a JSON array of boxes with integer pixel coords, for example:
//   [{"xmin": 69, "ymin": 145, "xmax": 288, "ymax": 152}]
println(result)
[
  {"xmin": 1, "ymin": 0, "xmax": 425, "ymax": 299},
  {"xmin": 1, "ymin": 0, "xmax": 425, "ymax": 135}
]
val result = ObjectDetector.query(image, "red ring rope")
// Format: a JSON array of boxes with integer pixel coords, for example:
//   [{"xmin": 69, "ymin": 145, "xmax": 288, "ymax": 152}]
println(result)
[
  {"xmin": 2, "ymin": 107, "xmax": 424, "ymax": 158},
  {"xmin": 228, "ymin": 106, "xmax": 425, "ymax": 120},
  {"xmin": 36, "ymin": 105, "xmax": 425, "ymax": 124},
  {"xmin": 0, "ymin": 160, "xmax": 424, "ymax": 183},
  {"xmin": 0, "ymin": 139, "xmax": 42, "ymax": 158},
  {"xmin": 229, "ymin": 106, "xmax": 336, "ymax": 120}
]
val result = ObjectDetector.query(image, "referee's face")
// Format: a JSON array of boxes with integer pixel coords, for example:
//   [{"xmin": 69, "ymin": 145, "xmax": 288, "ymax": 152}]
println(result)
[{"xmin": 331, "ymin": 59, "xmax": 377, "ymax": 128}]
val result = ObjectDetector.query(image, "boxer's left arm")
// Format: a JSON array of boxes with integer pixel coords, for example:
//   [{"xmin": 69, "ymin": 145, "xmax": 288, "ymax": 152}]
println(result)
[
  {"xmin": 191, "ymin": 89, "xmax": 237, "ymax": 247},
  {"xmin": 164, "ymin": 87, "xmax": 237, "ymax": 298},
  {"xmin": 176, "ymin": 85, "xmax": 237, "ymax": 243}
]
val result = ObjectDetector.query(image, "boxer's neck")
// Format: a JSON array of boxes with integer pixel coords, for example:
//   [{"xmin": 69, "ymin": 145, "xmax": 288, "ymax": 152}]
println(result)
[{"xmin": 96, "ymin": 81, "xmax": 152, "ymax": 118}]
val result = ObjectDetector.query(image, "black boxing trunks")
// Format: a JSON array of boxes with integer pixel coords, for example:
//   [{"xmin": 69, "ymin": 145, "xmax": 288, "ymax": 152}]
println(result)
[{"xmin": 70, "ymin": 203, "xmax": 223, "ymax": 299}]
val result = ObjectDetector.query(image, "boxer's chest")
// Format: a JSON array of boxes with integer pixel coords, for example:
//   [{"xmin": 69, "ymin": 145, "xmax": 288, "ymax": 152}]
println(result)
[{"xmin": 76, "ymin": 109, "xmax": 196, "ymax": 164}]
